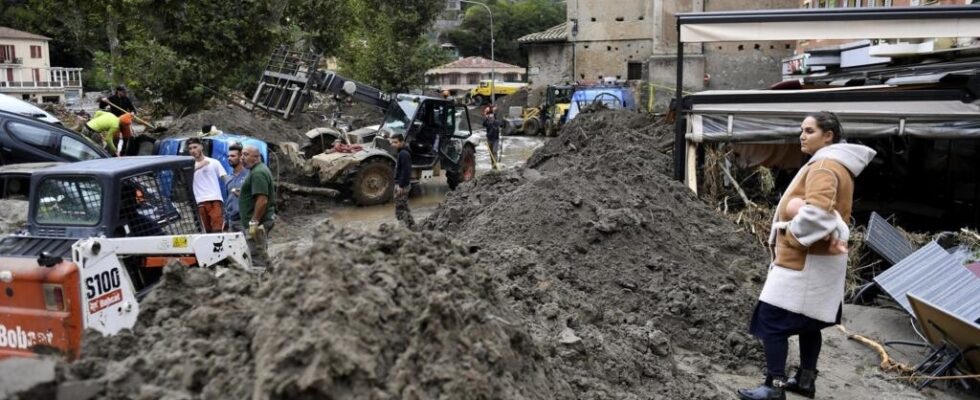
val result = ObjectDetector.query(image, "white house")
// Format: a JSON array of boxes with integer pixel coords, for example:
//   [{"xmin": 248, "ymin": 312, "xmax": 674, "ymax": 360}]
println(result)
[
  {"xmin": 0, "ymin": 26, "xmax": 83, "ymax": 105},
  {"xmin": 425, "ymin": 56, "xmax": 524, "ymax": 96}
]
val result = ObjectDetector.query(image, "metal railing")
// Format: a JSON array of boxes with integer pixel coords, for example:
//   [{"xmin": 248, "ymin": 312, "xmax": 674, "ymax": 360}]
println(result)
[
  {"xmin": 0, "ymin": 80, "xmax": 82, "ymax": 89},
  {"xmin": 0, "ymin": 57, "xmax": 23, "ymax": 65}
]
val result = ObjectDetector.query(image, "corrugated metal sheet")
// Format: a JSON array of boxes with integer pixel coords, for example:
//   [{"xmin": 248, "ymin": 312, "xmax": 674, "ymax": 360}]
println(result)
[
  {"xmin": 865, "ymin": 212, "xmax": 916, "ymax": 266},
  {"xmin": 875, "ymin": 241, "xmax": 980, "ymax": 322}
]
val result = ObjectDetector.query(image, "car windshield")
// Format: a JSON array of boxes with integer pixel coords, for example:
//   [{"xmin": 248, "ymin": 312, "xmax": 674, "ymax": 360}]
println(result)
[
  {"xmin": 36, "ymin": 176, "xmax": 102, "ymax": 226},
  {"xmin": 381, "ymin": 100, "xmax": 418, "ymax": 136}
]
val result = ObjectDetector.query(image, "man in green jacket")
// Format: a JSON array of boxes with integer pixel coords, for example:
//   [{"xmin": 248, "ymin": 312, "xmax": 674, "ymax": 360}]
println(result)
[
  {"xmin": 83, "ymin": 111, "xmax": 132, "ymax": 156},
  {"xmin": 239, "ymin": 145, "xmax": 276, "ymax": 267}
]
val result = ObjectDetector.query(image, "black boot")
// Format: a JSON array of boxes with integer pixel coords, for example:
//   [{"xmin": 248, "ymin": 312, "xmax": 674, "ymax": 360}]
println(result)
[
  {"xmin": 737, "ymin": 376, "xmax": 786, "ymax": 400},
  {"xmin": 786, "ymin": 368, "xmax": 817, "ymax": 398}
]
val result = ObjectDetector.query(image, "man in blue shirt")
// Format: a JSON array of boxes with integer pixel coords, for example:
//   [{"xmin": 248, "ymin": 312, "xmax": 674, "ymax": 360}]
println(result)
[
  {"xmin": 390, "ymin": 133, "xmax": 415, "ymax": 230},
  {"xmin": 224, "ymin": 143, "xmax": 249, "ymax": 232}
]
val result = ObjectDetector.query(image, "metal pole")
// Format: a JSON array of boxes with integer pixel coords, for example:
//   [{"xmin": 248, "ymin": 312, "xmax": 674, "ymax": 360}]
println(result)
[
  {"xmin": 461, "ymin": 1, "xmax": 495, "ymax": 106},
  {"xmin": 673, "ymin": 20, "xmax": 685, "ymax": 181}
]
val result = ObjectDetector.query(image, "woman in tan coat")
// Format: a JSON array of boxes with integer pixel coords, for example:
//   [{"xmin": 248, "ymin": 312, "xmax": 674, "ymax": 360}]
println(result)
[{"xmin": 738, "ymin": 112, "xmax": 876, "ymax": 400}]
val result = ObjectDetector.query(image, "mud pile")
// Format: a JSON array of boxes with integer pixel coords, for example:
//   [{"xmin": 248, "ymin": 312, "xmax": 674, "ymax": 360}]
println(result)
[
  {"xmin": 0, "ymin": 199, "xmax": 28, "ymax": 235},
  {"xmin": 19, "ymin": 224, "xmax": 568, "ymax": 399},
  {"xmin": 425, "ymin": 109, "xmax": 767, "ymax": 398},
  {"xmin": 162, "ymin": 104, "xmax": 323, "ymax": 144},
  {"xmin": 163, "ymin": 102, "xmax": 382, "ymax": 144}
]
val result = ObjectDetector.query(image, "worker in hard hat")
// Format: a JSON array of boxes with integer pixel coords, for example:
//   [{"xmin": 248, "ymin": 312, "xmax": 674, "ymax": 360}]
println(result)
[{"xmin": 82, "ymin": 111, "xmax": 133, "ymax": 157}]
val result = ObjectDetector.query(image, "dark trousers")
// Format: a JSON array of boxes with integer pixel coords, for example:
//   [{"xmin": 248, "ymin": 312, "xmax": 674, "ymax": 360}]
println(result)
[
  {"xmin": 394, "ymin": 190, "xmax": 415, "ymax": 230},
  {"xmin": 762, "ymin": 331, "xmax": 823, "ymax": 379},
  {"xmin": 488, "ymin": 139, "xmax": 501, "ymax": 162}
]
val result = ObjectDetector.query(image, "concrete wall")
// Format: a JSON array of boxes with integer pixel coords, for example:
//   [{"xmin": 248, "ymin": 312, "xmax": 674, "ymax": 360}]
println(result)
[
  {"xmin": 567, "ymin": 0, "xmax": 655, "ymax": 41},
  {"xmin": 572, "ymin": 39, "xmax": 653, "ymax": 81},
  {"xmin": 702, "ymin": 0, "xmax": 798, "ymax": 90},
  {"xmin": 526, "ymin": 43, "xmax": 572, "ymax": 87}
]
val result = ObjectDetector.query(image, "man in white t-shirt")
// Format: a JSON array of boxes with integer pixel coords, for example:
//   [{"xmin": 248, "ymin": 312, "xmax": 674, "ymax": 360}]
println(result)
[{"xmin": 187, "ymin": 137, "xmax": 227, "ymax": 232}]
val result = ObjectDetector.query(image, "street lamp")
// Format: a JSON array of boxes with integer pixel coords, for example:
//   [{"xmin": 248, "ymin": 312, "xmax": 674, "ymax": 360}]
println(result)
[{"xmin": 459, "ymin": 0, "xmax": 495, "ymax": 106}]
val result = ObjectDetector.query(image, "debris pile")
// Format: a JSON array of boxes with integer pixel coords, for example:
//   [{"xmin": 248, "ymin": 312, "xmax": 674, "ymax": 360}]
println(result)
[
  {"xmin": 162, "ymin": 101, "xmax": 381, "ymax": 144},
  {"xmin": 0, "ymin": 199, "xmax": 28, "ymax": 235},
  {"xmin": 425, "ymin": 109, "xmax": 767, "ymax": 398},
  {"xmin": 17, "ymin": 224, "xmax": 569, "ymax": 399},
  {"xmin": 11, "ymin": 109, "xmax": 771, "ymax": 399}
]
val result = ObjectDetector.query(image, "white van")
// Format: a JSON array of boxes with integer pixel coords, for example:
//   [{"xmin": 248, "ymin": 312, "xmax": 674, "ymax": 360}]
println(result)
[{"xmin": 0, "ymin": 94, "xmax": 62, "ymax": 125}]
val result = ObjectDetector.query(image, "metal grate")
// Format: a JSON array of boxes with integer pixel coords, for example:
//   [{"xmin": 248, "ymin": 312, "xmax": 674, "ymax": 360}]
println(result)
[
  {"xmin": 865, "ymin": 211, "xmax": 916, "ymax": 266},
  {"xmin": 875, "ymin": 241, "xmax": 980, "ymax": 322},
  {"xmin": 35, "ymin": 176, "xmax": 103, "ymax": 227},
  {"xmin": 117, "ymin": 168, "xmax": 201, "ymax": 237},
  {"xmin": 251, "ymin": 45, "xmax": 321, "ymax": 119}
]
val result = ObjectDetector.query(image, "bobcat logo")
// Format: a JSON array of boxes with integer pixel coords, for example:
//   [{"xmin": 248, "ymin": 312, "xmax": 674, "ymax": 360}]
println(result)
[{"xmin": 212, "ymin": 236, "xmax": 225, "ymax": 253}]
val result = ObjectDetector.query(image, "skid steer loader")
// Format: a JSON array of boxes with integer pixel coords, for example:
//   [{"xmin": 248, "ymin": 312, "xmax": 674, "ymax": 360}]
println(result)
[{"xmin": 0, "ymin": 156, "xmax": 252, "ymax": 360}]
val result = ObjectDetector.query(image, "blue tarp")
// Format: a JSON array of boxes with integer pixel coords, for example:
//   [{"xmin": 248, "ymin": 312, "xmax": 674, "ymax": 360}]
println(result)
[
  {"xmin": 155, "ymin": 134, "xmax": 269, "ymax": 202},
  {"xmin": 566, "ymin": 87, "xmax": 637, "ymax": 121}
]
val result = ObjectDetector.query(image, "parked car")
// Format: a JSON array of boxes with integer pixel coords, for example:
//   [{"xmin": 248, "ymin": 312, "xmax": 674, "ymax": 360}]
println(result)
[
  {"xmin": 0, "ymin": 162, "xmax": 64, "ymax": 200},
  {"xmin": 0, "ymin": 93, "xmax": 62, "ymax": 125},
  {"xmin": 0, "ymin": 110, "xmax": 109, "ymax": 165}
]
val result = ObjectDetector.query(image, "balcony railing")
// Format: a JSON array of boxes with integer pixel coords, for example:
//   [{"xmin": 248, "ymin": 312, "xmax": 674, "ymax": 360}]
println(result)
[
  {"xmin": 0, "ymin": 80, "xmax": 82, "ymax": 89},
  {"xmin": 0, "ymin": 57, "xmax": 23, "ymax": 65}
]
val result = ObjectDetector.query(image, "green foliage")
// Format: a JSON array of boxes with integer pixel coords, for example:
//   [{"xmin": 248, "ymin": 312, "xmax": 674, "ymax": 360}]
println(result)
[
  {"xmin": 0, "ymin": 0, "xmax": 444, "ymax": 110},
  {"xmin": 338, "ymin": 0, "xmax": 450, "ymax": 92},
  {"xmin": 445, "ymin": 0, "xmax": 565, "ymax": 67}
]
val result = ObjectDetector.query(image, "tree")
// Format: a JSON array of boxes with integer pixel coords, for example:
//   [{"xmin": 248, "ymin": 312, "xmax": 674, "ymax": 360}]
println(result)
[
  {"xmin": 445, "ymin": 0, "xmax": 565, "ymax": 67},
  {"xmin": 0, "ymin": 0, "xmax": 353, "ymax": 113},
  {"xmin": 337, "ymin": 0, "xmax": 450, "ymax": 92}
]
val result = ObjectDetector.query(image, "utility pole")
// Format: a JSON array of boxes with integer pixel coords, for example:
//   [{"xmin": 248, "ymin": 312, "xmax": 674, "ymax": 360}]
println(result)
[{"xmin": 459, "ymin": 0, "xmax": 495, "ymax": 106}]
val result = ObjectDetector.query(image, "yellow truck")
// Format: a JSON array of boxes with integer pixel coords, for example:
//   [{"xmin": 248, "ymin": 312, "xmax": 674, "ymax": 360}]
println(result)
[{"xmin": 468, "ymin": 80, "xmax": 526, "ymax": 105}]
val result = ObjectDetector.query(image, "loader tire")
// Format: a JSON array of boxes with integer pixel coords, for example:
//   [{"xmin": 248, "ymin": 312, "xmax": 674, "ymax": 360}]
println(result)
[
  {"xmin": 522, "ymin": 118, "xmax": 540, "ymax": 136},
  {"xmin": 447, "ymin": 145, "xmax": 476, "ymax": 190},
  {"xmin": 351, "ymin": 158, "xmax": 394, "ymax": 206}
]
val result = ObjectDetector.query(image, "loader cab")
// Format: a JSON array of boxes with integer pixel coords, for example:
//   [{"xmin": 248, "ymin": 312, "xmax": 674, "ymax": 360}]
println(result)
[
  {"xmin": 381, "ymin": 95, "xmax": 471, "ymax": 167},
  {"xmin": 28, "ymin": 156, "xmax": 203, "ymax": 239}
]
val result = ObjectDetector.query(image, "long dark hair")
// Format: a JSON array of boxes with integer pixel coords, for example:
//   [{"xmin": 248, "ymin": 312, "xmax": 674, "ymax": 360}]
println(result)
[{"xmin": 805, "ymin": 111, "xmax": 844, "ymax": 143}]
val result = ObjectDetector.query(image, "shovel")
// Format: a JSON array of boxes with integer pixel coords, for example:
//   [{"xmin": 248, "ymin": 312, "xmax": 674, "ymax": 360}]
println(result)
[{"xmin": 102, "ymin": 99, "xmax": 168, "ymax": 134}]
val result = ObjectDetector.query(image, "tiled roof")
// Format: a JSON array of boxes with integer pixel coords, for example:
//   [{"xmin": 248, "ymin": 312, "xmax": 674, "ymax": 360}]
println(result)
[
  {"xmin": 0, "ymin": 26, "xmax": 50, "ymax": 41},
  {"xmin": 517, "ymin": 22, "xmax": 569, "ymax": 44},
  {"xmin": 436, "ymin": 56, "xmax": 522, "ymax": 70}
]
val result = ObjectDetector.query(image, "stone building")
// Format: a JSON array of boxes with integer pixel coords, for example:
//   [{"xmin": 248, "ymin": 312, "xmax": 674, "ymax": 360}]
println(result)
[
  {"xmin": 0, "ymin": 26, "xmax": 83, "ymax": 104},
  {"xmin": 519, "ymin": 0, "xmax": 798, "ymax": 103}
]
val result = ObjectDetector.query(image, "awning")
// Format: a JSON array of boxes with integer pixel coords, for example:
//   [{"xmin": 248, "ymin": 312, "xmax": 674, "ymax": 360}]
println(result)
[
  {"xmin": 678, "ymin": 7, "xmax": 980, "ymax": 43},
  {"xmin": 687, "ymin": 98, "xmax": 980, "ymax": 143},
  {"xmin": 672, "ymin": 6, "xmax": 980, "ymax": 180}
]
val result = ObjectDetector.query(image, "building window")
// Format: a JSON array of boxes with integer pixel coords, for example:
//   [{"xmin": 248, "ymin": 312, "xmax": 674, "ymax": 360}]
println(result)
[
  {"xmin": 33, "ymin": 68, "xmax": 40, "ymax": 82},
  {"xmin": 30, "ymin": 45, "xmax": 42, "ymax": 59},
  {"xmin": 503, "ymin": 73, "xmax": 518, "ymax": 82},
  {"xmin": 0, "ymin": 45, "xmax": 14, "ymax": 62},
  {"xmin": 467, "ymin": 72, "xmax": 480, "ymax": 84},
  {"xmin": 627, "ymin": 62, "xmax": 643, "ymax": 80},
  {"xmin": 448, "ymin": 73, "xmax": 460, "ymax": 85}
]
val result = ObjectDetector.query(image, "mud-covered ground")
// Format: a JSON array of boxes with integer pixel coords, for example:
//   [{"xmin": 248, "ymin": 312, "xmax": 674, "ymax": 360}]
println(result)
[{"xmin": 2, "ymin": 109, "xmax": 973, "ymax": 400}]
